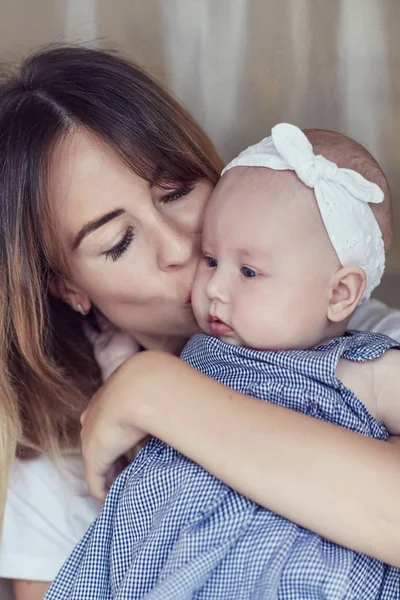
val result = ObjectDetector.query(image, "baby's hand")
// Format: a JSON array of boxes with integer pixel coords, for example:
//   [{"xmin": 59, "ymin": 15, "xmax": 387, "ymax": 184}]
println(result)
[
  {"xmin": 81, "ymin": 359, "xmax": 148, "ymax": 502},
  {"xmin": 84, "ymin": 310, "xmax": 140, "ymax": 381}
]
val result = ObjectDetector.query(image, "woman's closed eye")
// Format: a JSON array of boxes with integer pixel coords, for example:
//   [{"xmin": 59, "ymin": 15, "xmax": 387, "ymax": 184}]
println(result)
[
  {"xmin": 160, "ymin": 184, "xmax": 195, "ymax": 204},
  {"xmin": 102, "ymin": 184, "xmax": 195, "ymax": 262},
  {"xmin": 104, "ymin": 226, "xmax": 135, "ymax": 262}
]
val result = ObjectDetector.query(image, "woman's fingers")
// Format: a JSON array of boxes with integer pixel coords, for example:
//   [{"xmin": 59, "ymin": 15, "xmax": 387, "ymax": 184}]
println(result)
[
  {"xmin": 85, "ymin": 464, "xmax": 108, "ymax": 503},
  {"xmin": 81, "ymin": 355, "xmax": 150, "ymax": 500},
  {"xmin": 81, "ymin": 405, "xmax": 147, "ymax": 500}
]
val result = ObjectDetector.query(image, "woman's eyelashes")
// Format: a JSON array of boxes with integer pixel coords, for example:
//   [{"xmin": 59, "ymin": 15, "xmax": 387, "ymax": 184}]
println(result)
[
  {"xmin": 104, "ymin": 226, "xmax": 135, "ymax": 262},
  {"xmin": 160, "ymin": 184, "xmax": 195, "ymax": 204},
  {"xmin": 102, "ymin": 184, "xmax": 194, "ymax": 262}
]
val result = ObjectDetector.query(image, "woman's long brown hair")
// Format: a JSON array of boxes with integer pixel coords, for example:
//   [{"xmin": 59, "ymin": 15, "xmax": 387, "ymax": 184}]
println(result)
[{"xmin": 0, "ymin": 46, "xmax": 222, "ymax": 523}]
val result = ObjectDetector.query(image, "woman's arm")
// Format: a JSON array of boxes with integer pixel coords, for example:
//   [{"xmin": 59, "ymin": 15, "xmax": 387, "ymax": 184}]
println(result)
[{"xmin": 82, "ymin": 350, "xmax": 400, "ymax": 567}]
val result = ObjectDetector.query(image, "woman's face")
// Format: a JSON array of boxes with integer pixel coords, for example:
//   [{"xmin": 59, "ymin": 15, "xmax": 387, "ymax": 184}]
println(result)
[{"xmin": 49, "ymin": 130, "xmax": 215, "ymax": 347}]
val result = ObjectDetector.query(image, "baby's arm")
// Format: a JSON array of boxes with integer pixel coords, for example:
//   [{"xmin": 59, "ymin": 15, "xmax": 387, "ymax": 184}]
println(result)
[
  {"xmin": 373, "ymin": 350, "xmax": 400, "ymax": 434},
  {"xmin": 336, "ymin": 350, "xmax": 400, "ymax": 434}
]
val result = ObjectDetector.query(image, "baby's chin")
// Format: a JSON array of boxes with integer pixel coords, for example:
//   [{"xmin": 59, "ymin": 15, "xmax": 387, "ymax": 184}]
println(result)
[
  {"xmin": 198, "ymin": 328, "xmax": 241, "ymax": 346},
  {"xmin": 217, "ymin": 333, "xmax": 242, "ymax": 346},
  {"xmin": 197, "ymin": 321, "xmax": 244, "ymax": 347}
]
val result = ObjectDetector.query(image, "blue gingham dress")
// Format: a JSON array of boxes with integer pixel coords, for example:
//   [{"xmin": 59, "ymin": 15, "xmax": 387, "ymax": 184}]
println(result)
[{"xmin": 45, "ymin": 331, "xmax": 400, "ymax": 600}]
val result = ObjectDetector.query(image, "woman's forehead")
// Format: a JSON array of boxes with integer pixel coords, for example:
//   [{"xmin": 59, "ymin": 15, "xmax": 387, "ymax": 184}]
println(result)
[
  {"xmin": 50, "ymin": 130, "xmax": 125, "ymax": 184},
  {"xmin": 48, "ymin": 131, "xmax": 148, "ymax": 236},
  {"xmin": 51, "ymin": 131, "xmax": 146, "ymax": 197}
]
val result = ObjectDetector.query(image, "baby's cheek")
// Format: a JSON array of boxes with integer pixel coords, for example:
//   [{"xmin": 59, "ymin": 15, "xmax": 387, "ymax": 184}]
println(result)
[
  {"xmin": 191, "ymin": 278, "xmax": 208, "ymax": 329},
  {"xmin": 235, "ymin": 297, "xmax": 270, "ymax": 348}
]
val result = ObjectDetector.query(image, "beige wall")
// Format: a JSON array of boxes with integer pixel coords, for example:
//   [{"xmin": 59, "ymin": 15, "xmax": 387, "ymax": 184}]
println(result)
[
  {"xmin": 0, "ymin": 0, "xmax": 399, "ymax": 301},
  {"xmin": 0, "ymin": 0, "xmax": 98, "ymax": 58},
  {"xmin": 0, "ymin": 0, "xmax": 63, "ymax": 56}
]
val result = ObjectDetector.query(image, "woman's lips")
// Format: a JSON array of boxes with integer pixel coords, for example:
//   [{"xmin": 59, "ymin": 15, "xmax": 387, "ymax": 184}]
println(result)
[{"xmin": 208, "ymin": 316, "xmax": 233, "ymax": 336}]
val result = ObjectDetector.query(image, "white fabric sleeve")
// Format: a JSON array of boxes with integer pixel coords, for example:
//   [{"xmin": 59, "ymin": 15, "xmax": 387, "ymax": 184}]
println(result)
[
  {"xmin": 349, "ymin": 298, "xmax": 400, "ymax": 342},
  {"xmin": 0, "ymin": 453, "xmax": 101, "ymax": 582}
]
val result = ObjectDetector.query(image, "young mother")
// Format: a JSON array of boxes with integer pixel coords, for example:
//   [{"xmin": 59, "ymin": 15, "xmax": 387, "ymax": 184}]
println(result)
[{"xmin": 0, "ymin": 46, "xmax": 400, "ymax": 599}]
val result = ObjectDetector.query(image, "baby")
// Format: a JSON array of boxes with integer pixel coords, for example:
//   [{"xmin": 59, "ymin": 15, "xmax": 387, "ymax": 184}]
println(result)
[
  {"xmin": 46, "ymin": 125, "xmax": 400, "ymax": 599},
  {"xmin": 188, "ymin": 123, "xmax": 398, "ymax": 433}
]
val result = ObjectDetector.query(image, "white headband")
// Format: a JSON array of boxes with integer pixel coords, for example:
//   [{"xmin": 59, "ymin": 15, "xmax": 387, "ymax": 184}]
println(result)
[{"xmin": 221, "ymin": 123, "xmax": 385, "ymax": 303}]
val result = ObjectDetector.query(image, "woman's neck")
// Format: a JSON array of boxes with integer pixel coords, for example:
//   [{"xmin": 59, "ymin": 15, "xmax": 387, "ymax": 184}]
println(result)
[{"xmin": 134, "ymin": 333, "xmax": 189, "ymax": 356}]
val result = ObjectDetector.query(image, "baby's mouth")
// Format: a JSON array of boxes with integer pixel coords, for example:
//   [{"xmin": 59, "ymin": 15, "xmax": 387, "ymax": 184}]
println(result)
[{"xmin": 207, "ymin": 314, "xmax": 233, "ymax": 336}]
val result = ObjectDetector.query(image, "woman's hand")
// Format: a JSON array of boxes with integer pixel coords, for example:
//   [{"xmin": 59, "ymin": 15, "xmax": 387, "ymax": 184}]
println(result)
[
  {"xmin": 83, "ymin": 310, "xmax": 141, "ymax": 381},
  {"xmin": 81, "ymin": 351, "xmax": 189, "ymax": 501},
  {"xmin": 81, "ymin": 353, "xmax": 151, "ymax": 501}
]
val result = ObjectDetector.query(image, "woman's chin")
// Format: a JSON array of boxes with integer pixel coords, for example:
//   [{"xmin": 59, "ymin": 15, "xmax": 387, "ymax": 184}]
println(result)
[
  {"xmin": 187, "ymin": 321, "xmax": 202, "ymax": 336},
  {"xmin": 185, "ymin": 310, "xmax": 202, "ymax": 333}
]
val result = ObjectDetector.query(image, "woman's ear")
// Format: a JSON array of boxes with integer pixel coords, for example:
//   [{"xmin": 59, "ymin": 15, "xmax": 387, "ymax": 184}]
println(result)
[
  {"xmin": 327, "ymin": 266, "xmax": 366, "ymax": 323},
  {"xmin": 49, "ymin": 276, "xmax": 92, "ymax": 316}
]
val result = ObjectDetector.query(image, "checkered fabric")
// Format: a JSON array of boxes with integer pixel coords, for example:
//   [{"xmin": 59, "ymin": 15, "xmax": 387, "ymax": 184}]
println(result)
[{"xmin": 45, "ymin": 331, "xmax": 400, "ymax": 599}]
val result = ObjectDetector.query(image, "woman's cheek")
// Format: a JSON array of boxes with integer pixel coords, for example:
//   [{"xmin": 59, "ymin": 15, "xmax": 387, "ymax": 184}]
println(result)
[
  {"xmin": 175, "ymin": 205, "xmax": 206, "ymax": 237},
  {"xmin": 192, "ymin": 182, "xmax": 215, "ymax": 232}
]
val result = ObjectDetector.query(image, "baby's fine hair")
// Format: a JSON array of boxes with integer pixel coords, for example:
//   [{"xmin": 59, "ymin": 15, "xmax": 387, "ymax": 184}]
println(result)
[{"xmin": 304, "ymin": 129, "xmax": 392, "ymax": 251}]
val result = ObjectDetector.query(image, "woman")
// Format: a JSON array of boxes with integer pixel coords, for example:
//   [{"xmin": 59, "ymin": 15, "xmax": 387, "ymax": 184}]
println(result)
[{"xmin": 0, "ymin": 46, "xmax": 400, "ymax": 599}]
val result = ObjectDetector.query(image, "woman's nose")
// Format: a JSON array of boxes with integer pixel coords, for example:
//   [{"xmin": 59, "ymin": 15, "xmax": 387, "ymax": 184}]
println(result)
[{"xmin": 155, "ymin": 218, "xmax": 197, "ymax": 271}]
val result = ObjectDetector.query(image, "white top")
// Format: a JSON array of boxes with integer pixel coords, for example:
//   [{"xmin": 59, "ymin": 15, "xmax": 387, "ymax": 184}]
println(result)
[
  {"xmin": 0, "ymin": 453, "xmax": 100, "ymax": 583},
  {"xmin": 0, "ymin": 298, "xmax": 399, "ymax": 587}
]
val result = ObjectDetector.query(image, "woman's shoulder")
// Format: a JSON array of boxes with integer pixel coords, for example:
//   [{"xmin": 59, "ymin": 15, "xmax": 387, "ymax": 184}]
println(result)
[{"xmin": 0, "ymin": 453, "xmax": 101, "ymax": 582}]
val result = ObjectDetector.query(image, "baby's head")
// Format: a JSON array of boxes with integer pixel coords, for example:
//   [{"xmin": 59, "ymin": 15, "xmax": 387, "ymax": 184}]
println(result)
[{"xmin": 192, "ymin": 124, "xmax": 391, "ymax": 350}]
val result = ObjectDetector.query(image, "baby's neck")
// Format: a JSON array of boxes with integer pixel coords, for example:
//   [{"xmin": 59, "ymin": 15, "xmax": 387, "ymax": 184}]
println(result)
[
  {"xmin": 296, "ymin": 318, "xmax": 350, "ymax": 350},
  {"xmin": 323, "ymin": 318, "xmax": 349, "ymax": 342}
]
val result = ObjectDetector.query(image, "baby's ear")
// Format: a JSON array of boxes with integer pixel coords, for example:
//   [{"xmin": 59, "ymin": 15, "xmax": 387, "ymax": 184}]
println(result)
[{"xmin": 327, "ymin": 266, "xmax": 366, "ymax": 322}]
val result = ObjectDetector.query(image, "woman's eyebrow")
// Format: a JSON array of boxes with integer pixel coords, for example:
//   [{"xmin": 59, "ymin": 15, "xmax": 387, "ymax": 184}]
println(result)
[{"xmin": 71, "ymin": 209, "xmax": 125, "ymax": 250}]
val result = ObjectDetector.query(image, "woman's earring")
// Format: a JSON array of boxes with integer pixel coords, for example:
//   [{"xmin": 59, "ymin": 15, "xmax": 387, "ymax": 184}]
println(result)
[{"xmin": 77, "ymin": 303, "xmax": 86, "ymax": 316}]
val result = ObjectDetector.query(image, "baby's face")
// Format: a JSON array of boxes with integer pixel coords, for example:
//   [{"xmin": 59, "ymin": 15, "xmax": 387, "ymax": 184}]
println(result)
[{"xmin": 192, "ymin": 167, "xmax": 340, "ymax": 350}]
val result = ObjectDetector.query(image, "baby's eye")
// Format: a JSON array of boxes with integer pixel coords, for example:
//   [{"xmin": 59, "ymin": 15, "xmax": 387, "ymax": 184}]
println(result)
[
  {"xmin": 204, "ymin": 256, "xmax": 218, "ymax": 268},
  {"xmin": 241, "ymin": 266, "xmax": 257, "ymax": 278}
]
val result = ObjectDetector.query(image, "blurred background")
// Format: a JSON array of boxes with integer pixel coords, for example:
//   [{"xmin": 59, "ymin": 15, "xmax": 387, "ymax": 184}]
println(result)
[
  {"xmin": 0, "ymin": 1, "xmax": 399, "ymax": 596},
  {"xmin": 0, "ymin": 0, "xmax": 399, "ymax": 303}
]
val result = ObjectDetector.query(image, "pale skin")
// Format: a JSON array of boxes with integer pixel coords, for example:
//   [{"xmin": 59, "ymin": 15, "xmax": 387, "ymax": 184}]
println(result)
[{"xmin": 15, "ymin": 131, "xmax": 400, "ymax": 598}]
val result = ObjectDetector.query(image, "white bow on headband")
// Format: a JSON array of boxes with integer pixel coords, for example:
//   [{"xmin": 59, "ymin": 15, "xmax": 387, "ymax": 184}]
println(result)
[{"xmin": 221, "ymin": 123, "xmax": 385, "ymax": 302}]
